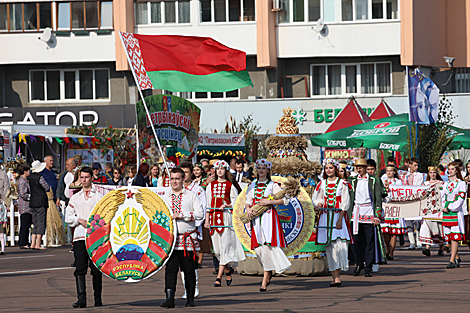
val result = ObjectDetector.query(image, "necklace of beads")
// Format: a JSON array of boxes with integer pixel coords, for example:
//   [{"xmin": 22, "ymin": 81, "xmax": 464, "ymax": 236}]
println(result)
[
  {"xmin": 254, "ymin": 179, "xmax": 270, "ymax": 203},
  {"xmin": 325, "ymin": 178, "xmax": 340, "ymax": 208}
]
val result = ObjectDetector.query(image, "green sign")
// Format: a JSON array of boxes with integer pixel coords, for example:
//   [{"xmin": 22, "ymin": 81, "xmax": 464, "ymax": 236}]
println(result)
[{"xmin": 136, "ymin": 95, "xmax": 201, "ymax": 158}]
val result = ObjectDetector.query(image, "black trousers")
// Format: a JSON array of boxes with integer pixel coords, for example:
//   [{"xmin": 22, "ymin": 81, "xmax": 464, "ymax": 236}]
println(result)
[
  {"xmin": 352, "ymin": 223, "xmax": 375, "ymax": 272},
  {"xmin": 165, "ymin": 250, "xmax": 197, "ymax": 296},
  {"xmin": 73, "ymin": 240, "xmax": 101, "ymax": 277},
  {"xmin": 18, "ymin": 213, "xmax": 32, "ymax": 247}
]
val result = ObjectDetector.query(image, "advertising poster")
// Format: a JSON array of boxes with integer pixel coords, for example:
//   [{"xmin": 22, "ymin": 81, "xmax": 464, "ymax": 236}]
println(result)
[{"xmin": 136, "ymin": 95, "xmax": 200, "ymax": 160}]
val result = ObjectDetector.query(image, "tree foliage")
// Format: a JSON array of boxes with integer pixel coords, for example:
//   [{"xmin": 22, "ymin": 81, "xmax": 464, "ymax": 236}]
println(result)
[{"xmin": 218, "ymin": 114, "xmax": 268, "ymax": 161}]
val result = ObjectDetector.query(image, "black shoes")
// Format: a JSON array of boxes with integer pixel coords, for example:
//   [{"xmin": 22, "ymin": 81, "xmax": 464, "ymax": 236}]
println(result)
[
  {"xmin": 185, "ymin": 296, "xmax": 195, "ymax": 307},
  {"xmin": 422, "ymin": 249, "xmax": 431, "ymax": 257},
  {"xmin": 226, "ymin": 271, "xmax": 232, "ymax": 286},
  {"xmin": 364, "ymin": 272, "xmax": 373, "ymax": 277},
  {"xmin": 352, "ymin": 266, "xmax": 363, "ymax": 276},
  {"xmin": 160, "ymin": 289, "xmax": 175, "ymax": 308},
  {"xmin": 446, "ymin": 262, "xmax": 456, "ymax": 269},
  {"xmin": 438, "ymin": 250, "xmax": 444, "ymax": 256},
  {"xmin": 214, "ymin": 278, "xmax": 221, "ymax": 287}
]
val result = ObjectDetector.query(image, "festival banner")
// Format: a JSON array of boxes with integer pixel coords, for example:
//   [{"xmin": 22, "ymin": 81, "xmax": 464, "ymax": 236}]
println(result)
[
  {"xmin": 136, "ymin": 95, "xmax": 201, "ymax": 161},
  {"xmin": 407, "ymin": 67, "xmax": 440, "ymax": 124},
  {"xmin": 85, "ymin": 185, "xmax": 176, "ymax": 283},
  {"xmin": 383, "ymin": 184, "xmax": 442, "ymax": 219}
]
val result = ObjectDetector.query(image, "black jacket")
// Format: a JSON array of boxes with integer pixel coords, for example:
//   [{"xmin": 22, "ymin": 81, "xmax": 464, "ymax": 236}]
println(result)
[
  {"xmin": 29, "ymin": 172, "xmax": 49, "ymax": 209},
  {"xmin": 132, "ymin": 174, "xmax": 149, "ymax": 187}
]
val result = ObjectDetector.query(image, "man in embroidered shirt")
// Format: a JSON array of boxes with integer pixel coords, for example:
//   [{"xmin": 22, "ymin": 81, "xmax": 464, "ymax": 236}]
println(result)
[
  {"xmin": 65, "ymin": 167, "xmax": 105, "ymax": 308},
  {"xmin": 160, "ymin": 168, "xmax": 204, "ymax": 308},
  {"xmin": 180, "ymin": 162, "xmax": 207, "ymax": 299},
  {"xmin": 404, "ymin": 157, "xmax": 423, "ymax": 249},
  {"xmin": 348, "ymin": 158, "xmax": 384, "ymax": 277}
]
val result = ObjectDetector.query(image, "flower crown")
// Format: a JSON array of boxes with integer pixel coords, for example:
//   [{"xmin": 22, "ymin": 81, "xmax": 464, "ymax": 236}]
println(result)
[
  {"xmin": 322, "ymin": 158, "xmax": 339, "ymax": 169},
  {"xmin": 256, "ymin": 159, "xmax": 272, "ymax": 169},
  {"xmin": 214, "ymin": 160, "xmax": 230, "ymax": 170}
]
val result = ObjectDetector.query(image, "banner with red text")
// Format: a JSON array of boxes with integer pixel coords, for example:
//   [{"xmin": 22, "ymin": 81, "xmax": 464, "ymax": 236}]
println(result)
[
  {"xmin": 383, "ymin": 184, "xmax": 442, "ymax": 219},
  {"xmin": 136, "ymin": 95, "xmax": 201, "ymax": 160}
]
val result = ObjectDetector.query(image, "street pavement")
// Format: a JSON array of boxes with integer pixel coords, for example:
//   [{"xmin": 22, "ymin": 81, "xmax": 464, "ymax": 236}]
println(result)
[{"xmin": 1, "ymin": 245, "xmax": 470, "ymax": 312}]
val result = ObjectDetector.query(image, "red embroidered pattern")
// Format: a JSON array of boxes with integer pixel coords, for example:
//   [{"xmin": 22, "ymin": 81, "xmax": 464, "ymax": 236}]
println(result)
[
  {"xmin": 170, "ymin": 193, "xmax": 183, "ymax": 214},
  {"xmin": 359, "ymin": 215, "xmax": 374, "ymax": 222}
]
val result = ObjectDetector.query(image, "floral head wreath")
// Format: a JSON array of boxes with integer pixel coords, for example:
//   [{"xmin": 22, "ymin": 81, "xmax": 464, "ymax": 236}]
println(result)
[
  {"xmin": 428, "ymin": 166, "xmax": 438, "ymax": 172},
  {"xmin": 322, "ymin": 158, "xmax": 340, "ymax": 169},
  {"xmin": 256, "ymin": 159, "xmax": 272, "ymax": 169},
  {"xmin": 213, "ymin": 160, "xmax": 230, "ymax": 170}
]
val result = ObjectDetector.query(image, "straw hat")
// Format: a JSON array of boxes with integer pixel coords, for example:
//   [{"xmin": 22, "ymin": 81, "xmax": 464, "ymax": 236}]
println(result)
[
  {"xmin": 386, "ymin": 164, "xmax": 398, "ymax": 171},
  {"xmin": 353, "ymin": 158, "xmax": 368, "ymax": 167},
  {"xmin": 31, "ymin": 160, "xmax": 46, "ymax": 173}
]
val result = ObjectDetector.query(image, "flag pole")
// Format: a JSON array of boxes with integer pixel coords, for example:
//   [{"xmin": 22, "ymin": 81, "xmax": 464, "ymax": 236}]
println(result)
[{"xmin": 118, "ymin": 32, "xmax": 171, "ymax": 178}]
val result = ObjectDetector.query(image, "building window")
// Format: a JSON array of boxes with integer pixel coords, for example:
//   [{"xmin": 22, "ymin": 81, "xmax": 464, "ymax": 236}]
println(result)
[
  {"xmin": 136, "ymin": 1, "xmax": 190, "ymax": 25},
  {"xmin": 0, "ymin": 2, "xmax": 52, "ymax": 32},
  {"xmin": 57, "ymin": 1, "xmax": 113, "ymax": 30},
  {"xmin": 280, "ymin": 0, "xmax": 398, "ymax": 24},
  {"xmin": 162, "ymin": 90, "xmax": 240, "ymax": 100},
  {"xmin": 340, "ymin": 0, "xmax": 398, "ymax": 22},
  {"xmin": 200, "ymin": 0, "xmax": 255, "ymax": 23},
  {"xmin": 310, "ymin": 62, "xmax": 392, "ymax": 96},
  {"xmin": 281, "ymin": 0, "xmax": 335, "ymax": 23},
  {"xmin": 29, "ymin": 69, "xmax": 110, "ymax": 102}
]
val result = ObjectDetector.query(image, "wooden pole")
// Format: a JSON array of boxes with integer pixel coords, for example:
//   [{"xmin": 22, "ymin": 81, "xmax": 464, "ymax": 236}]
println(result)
[{"xmin": 252, "ymin": 138, "xmax": 258, "ymax": 162}]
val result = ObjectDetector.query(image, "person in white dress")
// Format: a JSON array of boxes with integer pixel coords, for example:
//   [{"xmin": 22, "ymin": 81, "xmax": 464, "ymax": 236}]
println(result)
[
  {"xmin": 405, "ymin": 157, "xmax": 423, "ymax": 249},
  {"xmin": 312, "ymin": 159, "xmax": 352, "ymax": 287},
  {"xmin": 380, "ymin": 165, "xmax": 405, "ymax": 260},
  {"xmin": 419, "ymin": 166, "xmax": 446, "ymax": 257},
  {"xmin": 204, "ymin": 160, "xmax": 245, "ymax": 287},
  {"xmin": 245, "ymin": 159, "xmax": 291, "ymax": 291},
  {"xmin": 442, "ymin": 162, "xmax": 467, "ymax": 269}
]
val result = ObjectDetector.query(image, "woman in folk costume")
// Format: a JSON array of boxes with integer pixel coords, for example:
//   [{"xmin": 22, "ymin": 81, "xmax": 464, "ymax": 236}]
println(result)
[
  {"xmin": 245, "ymin": 159, "xmax": 291, "ymax": 292},
  {"xmin": 312, "ymin": 159, "xmax": 352, "ymax": 287},
  {"xmin": 157, "ymin": 161, "xmax": 175, "ymax": 187},
  {"xmin": 204, "ymin": 160, "xmax": 245, "ymax": 287},
  {"xmin": 441, "ymin": 161, "xmax": 467, "ymax": 268},
  {"xmin": 380, "ymin": 165, "xmax": 406, "ymax": 260},
  {"xmin": 420, "ymin": 166, "xmax": 447, "ymax": 257}
]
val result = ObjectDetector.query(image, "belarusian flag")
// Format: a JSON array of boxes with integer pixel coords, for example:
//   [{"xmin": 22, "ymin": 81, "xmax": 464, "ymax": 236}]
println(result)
[{"xmin": 119, "ymin": 32, "xmax": 253, "ymax": 92}]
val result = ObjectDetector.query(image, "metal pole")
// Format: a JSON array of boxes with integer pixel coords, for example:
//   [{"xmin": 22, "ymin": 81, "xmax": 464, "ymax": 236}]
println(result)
[{"xmin": 119, "ymin": 33, "xmax": 171, "ymax": 177}]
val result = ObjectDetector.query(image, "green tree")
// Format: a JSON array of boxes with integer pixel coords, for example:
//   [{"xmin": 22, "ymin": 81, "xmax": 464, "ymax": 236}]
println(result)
[
  {"xmin": 217, "ymin": 114, "xmax": 268, "ymax": 161},
  {"xmin": 417, "ymin": 95, "xmax": 458, "ymax": 171}
]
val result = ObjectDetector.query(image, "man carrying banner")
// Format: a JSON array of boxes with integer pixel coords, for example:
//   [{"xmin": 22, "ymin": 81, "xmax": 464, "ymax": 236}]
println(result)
[
  {"xmin": 348, "ymin": 158, "xmax": 385, "ymax": 277},
  {"xmin": 442, "ymin": 161, "xmax": 467, "ymax": 269},
  {"xmin": 65, "ymin": 167, "xmax": 104, "ymax": 308},
  {"xmin": 160, "ymin": 168, "xmax": 204, "ymax": 308}
]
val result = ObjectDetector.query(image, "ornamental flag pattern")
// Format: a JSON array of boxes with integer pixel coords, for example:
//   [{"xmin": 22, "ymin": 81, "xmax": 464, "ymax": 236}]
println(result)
[{"xmin": 119, "ymin": 32, "xmax": 154, "ymax": 90}]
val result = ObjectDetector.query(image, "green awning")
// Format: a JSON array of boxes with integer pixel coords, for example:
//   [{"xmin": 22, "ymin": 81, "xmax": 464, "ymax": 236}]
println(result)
[{"xmin": 310, "ymin": 114, "xmax": 411, "ymax": 152}]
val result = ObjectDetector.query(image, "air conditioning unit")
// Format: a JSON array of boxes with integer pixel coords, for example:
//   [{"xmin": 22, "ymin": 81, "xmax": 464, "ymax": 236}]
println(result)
[{"xmin": 272, "ymin": 0, "xmax": 283, "ymax": 11}]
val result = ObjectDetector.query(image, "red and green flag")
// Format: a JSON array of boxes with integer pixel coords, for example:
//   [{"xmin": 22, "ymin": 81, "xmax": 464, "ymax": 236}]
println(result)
[{"xmin": 119, "ymin": 32, "xmax": 253, "ymax": 92}]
